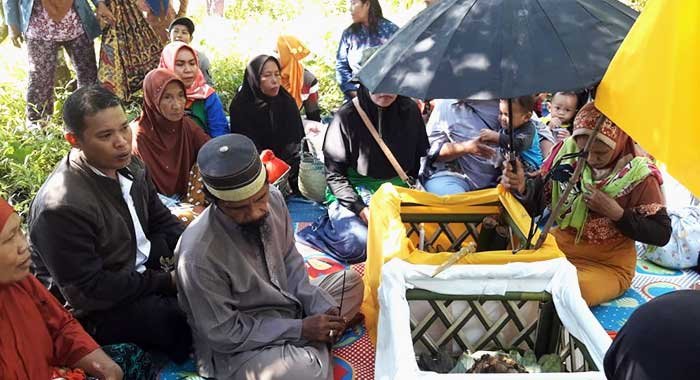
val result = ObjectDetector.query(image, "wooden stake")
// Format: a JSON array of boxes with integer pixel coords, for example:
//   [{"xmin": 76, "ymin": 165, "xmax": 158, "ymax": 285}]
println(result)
[{"xmin": 533, "ymin": 116, "xmax": 605, "ymax": 250}]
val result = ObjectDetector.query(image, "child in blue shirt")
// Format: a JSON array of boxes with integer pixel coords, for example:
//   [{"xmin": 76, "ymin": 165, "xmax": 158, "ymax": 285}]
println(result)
[{"xmin": 479, "ymin": 96, "xmax": 542, "ymax": 173}]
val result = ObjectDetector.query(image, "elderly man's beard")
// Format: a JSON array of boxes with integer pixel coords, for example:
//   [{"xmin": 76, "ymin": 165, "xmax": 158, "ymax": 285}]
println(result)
[{"xmin": 239, "ymin": 212, "xmax": 270, "ymax": 241}]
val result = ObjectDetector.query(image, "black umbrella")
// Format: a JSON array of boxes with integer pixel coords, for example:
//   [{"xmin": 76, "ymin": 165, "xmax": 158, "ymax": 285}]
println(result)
[
  {"xmin": 357, "ymin": 0, "xmax": 638, "ymax": 100},
  {"xmin": 356, "ymin": 0, "xmax": 638, "ymax": 251}
]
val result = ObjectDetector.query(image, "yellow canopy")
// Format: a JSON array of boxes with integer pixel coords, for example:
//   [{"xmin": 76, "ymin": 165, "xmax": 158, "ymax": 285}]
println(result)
[
  {"xmin": 360, "ymin": 184, "xmax": 565, "ymax": 342},
  {"xmin": 596, "ymin": 0, "xmax": 700, "ymax": 197}
]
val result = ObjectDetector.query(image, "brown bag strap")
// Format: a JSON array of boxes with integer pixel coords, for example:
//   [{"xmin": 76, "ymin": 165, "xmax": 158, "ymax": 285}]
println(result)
[{"xmin": 352, "ymin": 97, "xmax": 415, "ymax": 188}]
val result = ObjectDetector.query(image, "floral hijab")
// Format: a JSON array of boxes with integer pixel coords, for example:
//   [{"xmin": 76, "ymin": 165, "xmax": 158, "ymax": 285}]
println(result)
[{"xmin": 547, "ymin": 103, "xmax": 663, "ymax": 241}]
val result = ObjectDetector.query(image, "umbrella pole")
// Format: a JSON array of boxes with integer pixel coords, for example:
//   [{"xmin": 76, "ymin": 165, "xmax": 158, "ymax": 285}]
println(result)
[
  {"xmin": 508, "ymin": 99, "xmax": 516, "ymax": 166},
  {"xmin": 533, "ymin": 116, "xmax": 605, "ymax": 250}
]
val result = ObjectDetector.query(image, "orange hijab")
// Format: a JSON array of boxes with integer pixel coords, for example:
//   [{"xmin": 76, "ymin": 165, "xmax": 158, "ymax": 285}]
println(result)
[
  {"xmin": 159, "ymin": 42, "xmax": 215, "ymax": 107},
  {"xmin": 276, "ymin": 35, "xmax": 310, "ymax": 109}
]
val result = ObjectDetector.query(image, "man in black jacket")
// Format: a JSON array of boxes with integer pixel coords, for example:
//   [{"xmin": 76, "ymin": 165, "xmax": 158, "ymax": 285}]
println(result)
[{"xmin": 28, "ymin": 85, "xmax": 192, "ymax": 363}]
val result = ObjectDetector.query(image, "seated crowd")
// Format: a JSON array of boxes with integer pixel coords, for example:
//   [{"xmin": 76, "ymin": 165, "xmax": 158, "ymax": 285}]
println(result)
[{"xmin": 1, "ymin": 1, "xmax": 683, "ymax": 379}]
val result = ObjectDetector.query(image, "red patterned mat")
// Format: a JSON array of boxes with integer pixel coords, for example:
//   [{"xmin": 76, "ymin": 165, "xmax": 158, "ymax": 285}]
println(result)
[{"xmin": 297, "ymin": 223, "xmax": 376, "ymax": 380}]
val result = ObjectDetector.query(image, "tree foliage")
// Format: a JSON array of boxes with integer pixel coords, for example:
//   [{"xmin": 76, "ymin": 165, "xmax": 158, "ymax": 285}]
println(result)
[{"xmin": 0, "ymin": 0, "xmax": 645, "ymax": 216}]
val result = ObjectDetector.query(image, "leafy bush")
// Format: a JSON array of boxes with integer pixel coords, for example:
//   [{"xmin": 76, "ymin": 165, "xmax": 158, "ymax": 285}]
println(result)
[
  {"xmin": 209, "ymin": 54, "xmax": 246, "ymax": 111},
  {"xmin": 0, "ymin": 79, "xmax": 143, "ymax": 217},
  {"xmin": 305, "ymin": 32, "xmax": 346, "ymax": 117},
  {"xmin": 0, "ymin": 0, "xmax": 423, "ymax": 216},
  {"xmin": 0, "ymin": 125, "xmax": 69, "ymax": 218}
]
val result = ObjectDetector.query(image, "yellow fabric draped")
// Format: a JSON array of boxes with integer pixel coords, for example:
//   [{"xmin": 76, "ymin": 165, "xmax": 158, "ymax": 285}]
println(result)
[
  {"xmin": 596, "ymin": 0, "xmax": 700, "ymax": 197},
  {"xmin": 361, "ymin": 185, "xmax": 565, "ymax": 343},
  {"xmin": 276, "ymin": 35, "xmax": 310, "ymax": 109}
]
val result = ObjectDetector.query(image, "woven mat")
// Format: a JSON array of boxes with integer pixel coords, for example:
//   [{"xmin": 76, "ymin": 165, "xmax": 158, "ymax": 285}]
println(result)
[{"xmin": 591, "ymin": 254, "xmax": 700, "ymax": 334}]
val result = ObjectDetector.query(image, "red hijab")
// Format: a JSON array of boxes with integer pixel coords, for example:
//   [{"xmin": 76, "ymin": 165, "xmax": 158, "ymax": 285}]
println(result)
[
  {"xmin": 133, "ymin": 69, "xmax": 211, "ymax": 197},
  {"xmin": 159, "ymin": 42, "xmax": 215, "ymax": 107},
  {"xmin": 0, "ymin": 198, "xmax": 13, "ymax": 233}
]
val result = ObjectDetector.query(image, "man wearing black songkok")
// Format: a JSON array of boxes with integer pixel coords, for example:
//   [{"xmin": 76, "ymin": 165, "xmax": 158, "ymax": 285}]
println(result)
[{"xmin": 175, "ymin": 134, "xmax": 364, "ymax": 380}]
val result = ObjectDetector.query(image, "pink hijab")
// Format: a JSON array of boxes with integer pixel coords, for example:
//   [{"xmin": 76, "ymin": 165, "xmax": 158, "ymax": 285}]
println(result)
[{"xmin": 159, "ymin": 42, "xmax": 215, "ymax": 106}]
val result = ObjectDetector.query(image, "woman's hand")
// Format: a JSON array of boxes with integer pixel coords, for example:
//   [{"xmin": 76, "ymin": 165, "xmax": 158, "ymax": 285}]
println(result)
[
  {"xmin": 359, "ymin": 207, "xmax": 370, "ymax": 225},
  {"xmin": 501, "ymin": 158, "xmax": 526, "ymax": 194},
  {"xmin": 74, "ymin": 349, "xmax": 123, "ymax": 380},
  {"xmin": 9, "ymin": 25, "xmax": 23, "ymax": 47},
  {"xmin": 554, "ymin": 128, "xmax": 571, "ymax": 141},
  {"xmin": 96, "ymin": 2, "xmax": 116, "ymax": 28},
  {"xmin": 583, "ymin": 183, "xmax": 624, "ymax": 221}
]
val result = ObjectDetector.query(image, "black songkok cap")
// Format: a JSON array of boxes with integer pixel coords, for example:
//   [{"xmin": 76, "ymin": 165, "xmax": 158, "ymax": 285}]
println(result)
[{"xmin": 197, "ymin": 134, "xmax": 266, "ymax": 202}]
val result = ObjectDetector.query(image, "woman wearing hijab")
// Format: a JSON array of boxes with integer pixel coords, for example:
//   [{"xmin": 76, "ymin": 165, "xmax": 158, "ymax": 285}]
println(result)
[
  {"xmin": 132, "ymin": 68, "xmax": 210, "ymax": 200},
  {"xmin": 159, "ymin": 42, "xmax": 230, "ymax": 137},
  {"xmin": 229, "ymin": 54, "xmax": 306, "ymax": 193},
  {"xmin": 0, "ymin": 197, "xmax": 158, "ymax": 379},
  {"xmin": 277, "ymin": 35, "xmax": 321, "ymax": 122},
  {"xmin": 297, "ymin": 84, "xmax": 429, "ymax": 263},
  {"xmin": 501, "ymin": 102, "xmax": 672, "ymax": 306},
  {"xmin": 604, "ymin": 290, "xmax": 700, "ymax": 380}
]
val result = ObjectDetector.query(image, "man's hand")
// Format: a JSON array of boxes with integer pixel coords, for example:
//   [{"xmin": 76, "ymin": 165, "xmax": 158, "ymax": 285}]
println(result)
[
  {"xmin": 96, "ymin": 2, "xmax": 116, "ymax": 27},
  {"xmin": 358, "ymin": 207, "xmax": 370, "ymax": 225},
  {"xmin": 462, "ymin": 139, "xmax": 496, "ymax": 158},
  {"xmin": 501, "ymin": 158, "xmax": 526, "ymax": 194},
  {"xmin": 478, "ymin": 129, "xmax": 499, "ymax": 144},
  {"xmin": 9, "ymin": 25, "xmax": 23, "ymax": 48},
  {"xmin": 437, "ymin": 138, "xmax": 495, "ymax": 162},
  {"xmin": 583, "ymin": 183, "xmax": 624, "ymax": 221},
  {"xmin": 301, "ymin": 313, "xmax": 346, "ymax": 343}
]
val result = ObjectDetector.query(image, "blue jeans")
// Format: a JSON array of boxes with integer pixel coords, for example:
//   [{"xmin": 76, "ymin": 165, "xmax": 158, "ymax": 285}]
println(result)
[
  {"xmin": 296, "ymin": 201, "xmax": 368, "ymax": 263},
  {"xmin": 424, "ymin": 173, "xmax": 474, "ymax": 195}
]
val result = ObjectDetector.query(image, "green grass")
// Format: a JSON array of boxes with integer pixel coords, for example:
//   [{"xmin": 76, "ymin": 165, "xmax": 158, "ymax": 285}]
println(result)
[
  {"xmin": 0, "ymin": 0, "xmax": 423, "ymax": 216},
  {"xmin": 0, "ymin": 0, "xmax": 644, "ymax": 216}
]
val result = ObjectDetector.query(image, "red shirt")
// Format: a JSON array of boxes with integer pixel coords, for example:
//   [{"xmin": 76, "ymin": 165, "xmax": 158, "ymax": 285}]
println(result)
[{"xmin": 0, "ymin": 276, "xmax": 99, "ymax": 379}]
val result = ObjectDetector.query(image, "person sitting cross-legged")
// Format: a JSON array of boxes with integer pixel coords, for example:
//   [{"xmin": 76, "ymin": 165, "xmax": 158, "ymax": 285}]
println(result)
[
  {"xmin": 159, "ymin": 41, "xmax": 230, "ymax": 137},
  {"xmin": 0, "ymin": 197, "xmax": 123, "ymax": 379},
  {"xmin": 501, "ymin": 102, "xmax": 671, "ymax": 306},
  {"xmin": 176, "ymin": 134, "xmax": 364, "ymax": 380},
  {"xmin": 132, "ymin": 68, "xmax": 210, "ymax": 201},
  {"xmin": 0, "ymin": 197, "xmax": 161, "ymax": 379},
  {"xmin": 297, "ymin": 84, "xmax": 429, "ymax": 264},
  {"xmin": 28, "ymin": 85, "xmax": 193, "ymax": 363},
  {"xmin": 421, "ymin": 99, "xmax": 499, "ymax": 196}
]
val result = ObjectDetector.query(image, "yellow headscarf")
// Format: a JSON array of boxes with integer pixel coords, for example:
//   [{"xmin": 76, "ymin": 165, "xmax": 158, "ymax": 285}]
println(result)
[{"xmin": 276, "ymin": 35, "xmax": 310, "ymax": 109}]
